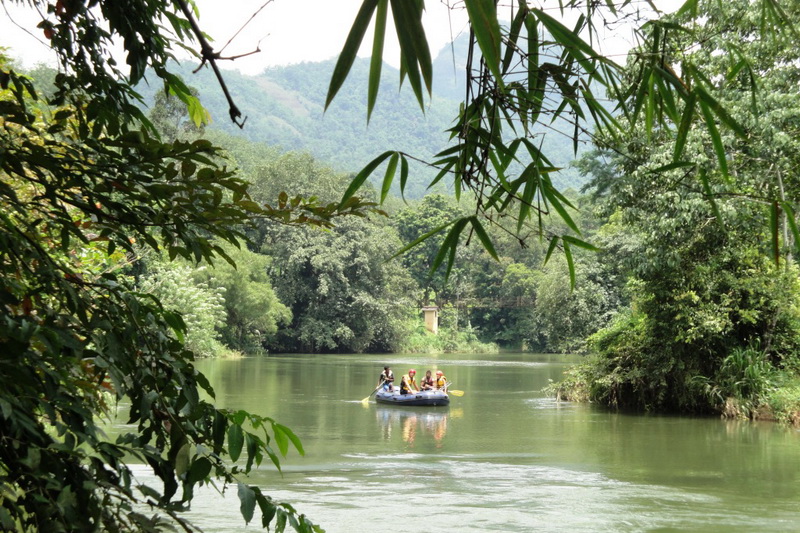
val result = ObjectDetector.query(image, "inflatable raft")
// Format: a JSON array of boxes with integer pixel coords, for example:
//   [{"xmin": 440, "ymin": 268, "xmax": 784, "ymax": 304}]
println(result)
[{"xmin": 374, "ymin": 389, "xmax": 450, "ymax": 406}]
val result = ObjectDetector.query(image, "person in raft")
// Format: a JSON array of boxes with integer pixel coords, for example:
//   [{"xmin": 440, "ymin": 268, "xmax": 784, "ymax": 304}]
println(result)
[
  {"xmin": 420, "ymin": 370, "xmax": 434, "ymax": 391},
  {"xmin": 379, "ymin": 366, "xmax": 394, "ymax": 392},
  {"xmin": 434, "ymin": 370, "xmax": 448, "ymax": 392},
  {"xmin": 399, "ymin": 369, "xmax": 419, "ymax": 395}
]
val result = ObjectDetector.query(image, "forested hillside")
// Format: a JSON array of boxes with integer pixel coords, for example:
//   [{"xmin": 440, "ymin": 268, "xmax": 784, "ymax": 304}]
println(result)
[{"xmin": 139, "ymin": 38, "xmax": 587, "ymax": 195}]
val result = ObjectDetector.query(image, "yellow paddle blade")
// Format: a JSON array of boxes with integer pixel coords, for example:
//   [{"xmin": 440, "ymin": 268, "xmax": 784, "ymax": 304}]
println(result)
[
  {"xmin": 448, "ymin": 389, "xmax": 464, "ymax": 397},
  {"xmin": 360, "ymin": 396, "xmax": 371, "ymax": 404}
]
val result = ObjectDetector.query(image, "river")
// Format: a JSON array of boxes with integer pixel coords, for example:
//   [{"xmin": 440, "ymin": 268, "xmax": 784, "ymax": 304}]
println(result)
[{"xmin": 122, "ymin": 352, "xmax": 800, "ymax": 532}]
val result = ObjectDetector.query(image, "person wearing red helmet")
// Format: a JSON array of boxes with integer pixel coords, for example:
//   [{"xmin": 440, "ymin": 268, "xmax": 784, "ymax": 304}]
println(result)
[
  {"xmin": 434, "ymin": 370, "xmax": 448, "ymax": 392},
  {"xmin": 399, "ymin": 369, "xmax": 419, "ymax": 395}
]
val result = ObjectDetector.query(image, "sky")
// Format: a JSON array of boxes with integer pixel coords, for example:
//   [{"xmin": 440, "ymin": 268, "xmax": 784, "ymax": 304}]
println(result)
[
  {"xmin": 0, "ymin": 0, "xmax": 471, "ymax": 74},
  {"xmin": 0, "ymin": 0, "xmax": 682, "ymax": 75}
]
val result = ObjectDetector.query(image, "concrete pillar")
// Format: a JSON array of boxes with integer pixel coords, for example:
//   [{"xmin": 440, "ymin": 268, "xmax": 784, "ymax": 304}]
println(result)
[{"xmin": 422, "ymin": 306, "xmax": 439, "ymax": 334}]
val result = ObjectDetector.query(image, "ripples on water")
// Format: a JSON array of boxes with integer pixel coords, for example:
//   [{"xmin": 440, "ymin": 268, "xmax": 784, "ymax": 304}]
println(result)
[{"xmin": 118, "ymin": 354, "xmax": 800, "ymax": 532}]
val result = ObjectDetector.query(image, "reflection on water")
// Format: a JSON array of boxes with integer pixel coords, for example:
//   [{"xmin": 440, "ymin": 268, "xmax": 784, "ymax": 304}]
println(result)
[
  {"xmin": 375, "ymin": 407, "xmax": 454, "ymax": 447},
  {"xmin": 117, "ymin": 353, "xmax": 800, "ymax": 532}
]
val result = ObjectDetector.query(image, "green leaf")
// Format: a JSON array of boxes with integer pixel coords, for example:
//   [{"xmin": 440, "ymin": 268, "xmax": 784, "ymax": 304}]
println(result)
[
  {"xmin": 245, "ymin": 432, "xmax": 260, "ymax": 472},
  {"xmin": 238, "ymin": 483, "xmax": 256, "ymax": 525},
  {"xmin": 273, "ymin": 423, "xmax": 305, "ymax": 456},
  {"xmin": 212, "ymin": 411, "xmax": 227, "ymax": 453},
  {"xmin": 542, "ymin": 185, "xmax": 580, "ymax": 235},
  {"xmin": 187, "ymin": 456, "xmax": 212, "ymax": 485},
  {"xmin": 781, "ymin": 202, "xmax": 800, "ymax": 255},
  {"xmin": 380, "ymin": 152, "xmax": 399, "ymax": 203},
  {"xmin": 390, "ymin": 0, "xmax": 432, "ymax": 106},
  {"xmin": 543, "ymin": 236, "xmax": 559, "ymax": 265},
  {"xmin": 367, "ymin": 0, "xmax": 388, "ymax": 121},
  {"xmin": 228, "ymin": 424, "xmax": 244, "ymax": 462},
  {"xmin": 676, "ymin": 0, "xmax": 699, "ymax": 17},
  {"xmin": 175, "ymin": 443, "xmax": 191, "ymax": 478},
  {"xmin": 272, "ymin": 423, "xmax": 289, "ymax": 457},
  {"xmin": 391, "ymin": 219, "xmax": 458, "ymax": 260},
  {"xmin": 339, "ymin": 151, "xmax": 394, "ymax": 208},
  {"xmin": 255, "ymin": 490, "xmax": 277, "ymax": 528},
  {"xmin": 770, "ymin": 201, "xmax": 780, "ymax": 265},
  {"xmin": 502, "ymin": 4, "xmax": 528, "ymax": 75},
  {"xmin": 694, "ymin": 86, "xmax": 747, "ymax": 138},
  {"xmin": 465, "ymin": 0, "xmax": 504, "ymax": 86},
  {"xmin": 562, "ymin": 235, "xmax": 599, "ymax": 252},
  {"xmin": 326, "ymin": 0, "xmax": 380, "ymax": 110},
  {"xmin": 652, "ymin": 161, "xmax": 695, "ymax": 174},
  {"xmin": 468, "ymin": 216, "xmax": 499, "ymax": 260},
  {"xmin": 431, "ymin": 218, "xmax": 469, "ymax": 274},
  {"xmin": 673, "ymin": 91, "xmax": 696, "ymax": 162},
  {"xmin": 517, "ymin": 164, "xmax": 539, "ymax": 232},
  {"xmin": 563, "ymin": 239, "xmax": 576, "ymax": 291},
  {"xmin": 699, "ymin": 100, "xmax": 729, "ymax": 180},
  {"xmin": 698, "ymin": 168, "xmax": 723, "ymax": 228},
  {"xmin": 399, "ymin": 154, "xmax": 409, "ymax": 201}
]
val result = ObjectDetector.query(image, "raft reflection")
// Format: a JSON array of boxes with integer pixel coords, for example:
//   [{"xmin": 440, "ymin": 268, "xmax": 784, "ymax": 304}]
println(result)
[{"xmin": 376, "ymin": 407, "xmax": 461, "ymax": 448}]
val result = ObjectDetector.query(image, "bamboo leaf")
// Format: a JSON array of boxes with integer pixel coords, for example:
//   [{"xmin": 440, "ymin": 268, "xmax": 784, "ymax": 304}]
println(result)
[
  {"xmin": 781, "ymin": 201, "xmax": 800, "ymax": 255},
  {"xmin": 562, "ymin": 235, "xmax": 599, "ymax": 252},
  {"xmin": 526, "ymin": 17, "xmax": 539, "ymax": 96},
  {"xmin": 699, "ymin": 100, "xmax": 729, "ymax": 180},
  {"xmin": 367, "ymin": 0, "xmax": 388, "ymax": 121},
  {"xmin": 399, "ymin": 155, "xmax": 409, "ymax": 201},
  {"xmin": 517, "ymin": 163, "xmax": 539, "ymax": 232},
  {"xmin": 502, "ymin": 4, "xmax": 528, "ymax": 75},
  {"xmin": 339, "ymin": 151, "xmax": 394, "ymax": 207},
  {"xmin": 391, "ymin": 219, "xmax": 458, "ymax": 260},
  {"xmin": 651, "ymin": 161, "xmax": 695, "ymax": 173},
  {"xmin": 380, "ymin": 152, "xmax": 399, "ymax": 203},
  {"xmin": 563, "ymin": 239, "xmax": 576, "ymax": 291},
  {"xmin": 468, "ymin": 216, "xmax": 499, "ymax": 260},
  {"xmin": 676, "ymin": 0, "xmax": 699, "ymax": 17},
  {"xmin": 542, "ymin": 185, "xmax": 580, "ymax": 235},
  {"xmin": 770, "ymin": 201, "xmax": 780, "ymax": 265},
  {"xmin": 431, "ymin": 218, "xmax": 469, "ymax": 274},
  {"xmin": 326, "ymin": 0, "xmax": 379, "ymax": 110},
  {"xmin": 694, "ymin": 86, "xmax": 747, "ymax": 138},
  {"xmin": 673, "ymin": 91, "xmax": 696, "ymax": 162},
  {"xmin": 544, "ymin": 235, "xmax": 559, "ymax": 265},
  {"xmin": 391, "ymin": 0, "xmax": 432, "ymax": 104},
  {"xmin": 698, "ymin": 168, "xmax": 723, "ymax": 228},
  {"xmin": 465, "ymin": 0, "xmax": 504, "ymax": 86}
]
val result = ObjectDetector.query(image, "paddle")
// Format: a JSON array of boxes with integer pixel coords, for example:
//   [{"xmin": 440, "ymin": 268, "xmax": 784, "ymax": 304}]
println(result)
[
  {"xmin": 360, "ymin": 384, "xmax": 383, "ymax": 404},
  {"xmin": 446, "ymin": 382, "xmax": 465, "ymax": 396}
]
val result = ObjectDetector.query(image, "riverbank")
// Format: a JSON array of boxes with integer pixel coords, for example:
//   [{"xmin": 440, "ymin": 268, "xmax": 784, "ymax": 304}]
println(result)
[{"xmin": 547, "ymin": 357, "xmax": 800, "ymax": 426}]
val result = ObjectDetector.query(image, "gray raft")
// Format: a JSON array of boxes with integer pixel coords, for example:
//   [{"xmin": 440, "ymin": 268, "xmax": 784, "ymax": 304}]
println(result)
[{"xmin": 374, "ymin": 389, "xmax": 450, "ymax": 406}]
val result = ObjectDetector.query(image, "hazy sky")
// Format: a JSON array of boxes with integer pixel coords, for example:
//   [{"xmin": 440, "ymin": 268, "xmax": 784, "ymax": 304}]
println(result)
[
  {"xmin": 1, "ymin": 1, "xmax": 680, "ymax": 75},
  {"xmin": 1, "ymin": 0, "xmax": 470, "ymax": 74}
]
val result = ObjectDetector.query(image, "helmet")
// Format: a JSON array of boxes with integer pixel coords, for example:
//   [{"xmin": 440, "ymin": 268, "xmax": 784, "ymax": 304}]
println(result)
[
  {"xmin": 436, "ymin": 370, "xmax": 443, "ymax": 376},
  {"xmin": 409, "ymin": 369, "xmax": 416, "ymax": 375}
]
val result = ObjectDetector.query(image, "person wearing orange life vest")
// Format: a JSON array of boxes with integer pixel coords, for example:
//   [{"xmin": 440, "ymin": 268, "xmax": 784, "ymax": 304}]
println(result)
[
  {"xmin": 434, "ymin": 370, "xmax": 448, "ymax": 392},
  {"xmin": 399, "ymin": 369, "xmax": 419, "ymax": 395}
]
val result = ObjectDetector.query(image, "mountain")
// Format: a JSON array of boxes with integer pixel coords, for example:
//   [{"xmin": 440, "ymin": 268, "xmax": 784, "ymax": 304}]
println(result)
[{"xmin": 139, "ymin": 40, "xmax": 588, "ymax": 196}]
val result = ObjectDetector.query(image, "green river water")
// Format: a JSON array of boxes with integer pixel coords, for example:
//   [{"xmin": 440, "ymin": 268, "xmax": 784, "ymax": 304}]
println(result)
[{"xmin": 123, "ymin": 352, "xmax": 800, "ymax": 532}]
